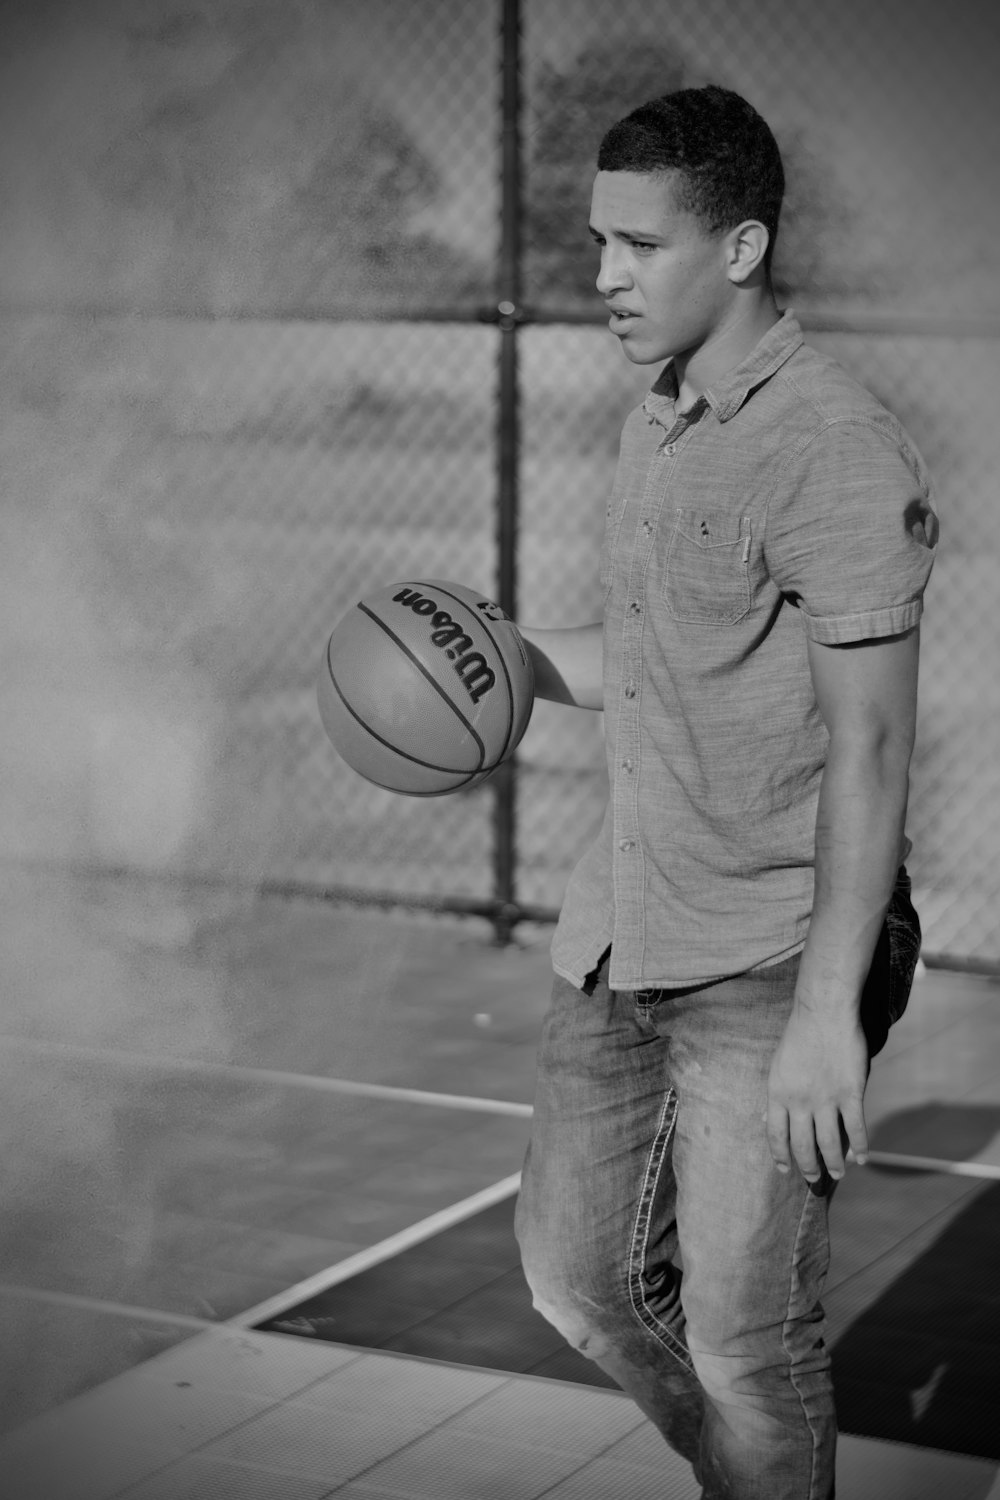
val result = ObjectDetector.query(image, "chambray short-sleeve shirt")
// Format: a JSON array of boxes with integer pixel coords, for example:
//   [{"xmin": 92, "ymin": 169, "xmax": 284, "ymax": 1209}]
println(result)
[{"xmin": 552, "ymin": 311, "xmax": 937, "ymax": 992}]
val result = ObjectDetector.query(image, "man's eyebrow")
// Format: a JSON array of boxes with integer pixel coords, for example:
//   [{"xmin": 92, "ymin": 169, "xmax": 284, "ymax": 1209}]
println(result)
[{"xmin": 588, "ymin": 224, "xmax": 663, "ymax": 242}]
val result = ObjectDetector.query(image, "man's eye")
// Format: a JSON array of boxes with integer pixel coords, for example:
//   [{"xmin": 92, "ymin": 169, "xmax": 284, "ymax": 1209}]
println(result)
[{"xmin": 631, "ymin": 241, "xmax": 657, "ymax": 253}]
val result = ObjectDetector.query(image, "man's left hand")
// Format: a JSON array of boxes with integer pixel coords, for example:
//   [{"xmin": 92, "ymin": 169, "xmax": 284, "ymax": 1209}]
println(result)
[{"xmin": 765, "ymin": 1005, "xmax": 870, "ymax": 1183}]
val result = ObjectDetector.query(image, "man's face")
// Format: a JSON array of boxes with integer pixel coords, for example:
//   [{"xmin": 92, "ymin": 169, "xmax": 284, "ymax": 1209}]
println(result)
[{"xmin": 589, "ymin": 170, "xmax": 732, "ymax": 366}]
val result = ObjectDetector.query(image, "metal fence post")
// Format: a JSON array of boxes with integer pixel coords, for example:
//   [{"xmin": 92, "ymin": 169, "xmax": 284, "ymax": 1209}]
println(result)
[{"xmin": 492, "ymin": 0, "xmax": 524, "ymax": 944}]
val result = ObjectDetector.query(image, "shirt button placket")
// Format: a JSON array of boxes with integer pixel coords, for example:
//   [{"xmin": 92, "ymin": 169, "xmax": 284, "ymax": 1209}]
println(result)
[{"xmin": 614, "ymin": 493, "xmax": 650, "ymax": 961}]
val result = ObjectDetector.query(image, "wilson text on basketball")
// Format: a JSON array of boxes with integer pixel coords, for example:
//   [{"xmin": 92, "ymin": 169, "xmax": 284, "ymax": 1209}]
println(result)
[{"xmin": 392, "ymin": 589, "xmax": 497, "ymax": 704}]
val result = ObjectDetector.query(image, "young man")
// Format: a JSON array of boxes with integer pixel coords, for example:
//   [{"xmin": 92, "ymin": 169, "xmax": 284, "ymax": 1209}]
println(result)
[{"xmin": 514, "ymin": 86, "xmax": 937, "ymax": 1500}]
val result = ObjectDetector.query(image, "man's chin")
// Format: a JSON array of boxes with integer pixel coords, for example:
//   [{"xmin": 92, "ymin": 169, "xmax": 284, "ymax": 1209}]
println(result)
[{"xmin": 617, "ymin": 339, "xmax": 665, "ymax": 366}]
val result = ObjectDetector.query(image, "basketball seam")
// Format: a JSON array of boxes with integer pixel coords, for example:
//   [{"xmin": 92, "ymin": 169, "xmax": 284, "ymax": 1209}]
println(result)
[
  {"xmin": 401, "ymin": 581, "xmax": 517, "ymax": 763},
  {"xmin": 326, "ymin": 654, "xmax": 481, "ymax": 783},
  {"xmin": 334, "ymin": 611, "xmax": 487, "ymax": 772}
]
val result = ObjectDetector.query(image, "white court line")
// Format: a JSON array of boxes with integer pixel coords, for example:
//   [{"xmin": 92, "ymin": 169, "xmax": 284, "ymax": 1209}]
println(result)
[
  {"xmin": 0, "ymin": 1173, "xmax": 523, "ymax": 1337},
  {"xmin": 0, "ymin": 1034, "xmax": 533, "ymax": 1118},
  {"xmin": 0, "ymin": 1283, "xmax": 217, "ymax": 1332},
  {"xmin": 864, "ymin": 1150, "xmax": 1000, "ymax": 1180},
  {"xmin": 229, "ymin": 1170, "xmax": 523, "ymax": 1330},
  {"xmin": 5, "ymin": 1035, "xmax": 999, "ymax": 1170}
]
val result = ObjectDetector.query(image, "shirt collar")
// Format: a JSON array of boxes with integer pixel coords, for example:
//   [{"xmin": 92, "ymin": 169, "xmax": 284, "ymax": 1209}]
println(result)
[{"xmin": 643, "ymin": 309, "xmax": 804, "ymax": 428}]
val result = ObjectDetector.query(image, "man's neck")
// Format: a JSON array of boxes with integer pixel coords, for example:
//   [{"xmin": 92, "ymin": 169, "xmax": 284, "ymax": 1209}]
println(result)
[{"xmin": 675, "ymin": 293, "xmax": 780, "ymax": 410}]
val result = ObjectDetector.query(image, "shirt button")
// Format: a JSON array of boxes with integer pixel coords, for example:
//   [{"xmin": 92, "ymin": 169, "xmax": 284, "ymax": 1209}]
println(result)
[
  {"xmin": 629, "ymin": 600, "xmax": 641, "ymax": 614},
  {"xmin": 624, "ymin": 682, "xmax": 637, "ymax": 698},
  {"xmin": 642, "ymin": 519, "xmax": 652, "ymax": 534},
  {"xmin": 664, "ymin": 442, "xmax": 677, "ymax": 456},
  {"xmin": 619, "ymin": 838, "xmax": 635, "ymax": 852},
  {"xmin": 622, "ymin": 758, "xmax": 634, "ymax": 773}
]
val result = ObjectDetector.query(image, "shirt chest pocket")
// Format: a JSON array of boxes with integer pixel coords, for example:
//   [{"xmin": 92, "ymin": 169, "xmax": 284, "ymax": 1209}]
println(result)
[{"xmin": 664, "ymin": 508, "xmax": 753, "ymax": 625}]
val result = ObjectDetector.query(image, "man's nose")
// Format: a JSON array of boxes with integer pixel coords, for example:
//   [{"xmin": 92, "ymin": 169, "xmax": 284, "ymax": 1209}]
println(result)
[{"xmin": 596, "ymin": 244, "xmax": 632, "ymax": 297}]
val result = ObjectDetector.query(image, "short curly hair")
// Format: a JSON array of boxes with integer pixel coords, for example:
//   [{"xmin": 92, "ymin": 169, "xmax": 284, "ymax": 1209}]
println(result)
[{"xmin": 598, "ymin": 85, "xmax": 784, "ymax": 269}]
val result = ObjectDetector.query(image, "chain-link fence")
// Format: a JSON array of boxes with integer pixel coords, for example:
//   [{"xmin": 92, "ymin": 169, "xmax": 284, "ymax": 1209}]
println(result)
[{"xmin": 2, "ymin": 0, "xmax": 998, "ymax": 966}]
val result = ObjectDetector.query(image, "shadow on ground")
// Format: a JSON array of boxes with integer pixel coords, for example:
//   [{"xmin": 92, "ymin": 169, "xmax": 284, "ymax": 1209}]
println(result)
[{"xmin": 833, "ymin": 1105, "xmax": 1000, "ymax": 1458}]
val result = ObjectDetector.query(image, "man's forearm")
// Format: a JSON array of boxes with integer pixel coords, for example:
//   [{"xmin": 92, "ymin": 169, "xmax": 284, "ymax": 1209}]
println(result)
[
  {"xmin": 767, "ymin": 738, "xmax": 912, "ymax": 1181},
  {"xmin": 519, "ymin": 623, "xmax": 604, "ymax": 710},
  {"xmin": 768, "ymin": 628, "xmax": 920, "ymax": 1181},
  {"xmin": 795, "ymin": 736, "xmax": 911, "ymax": 1016}
]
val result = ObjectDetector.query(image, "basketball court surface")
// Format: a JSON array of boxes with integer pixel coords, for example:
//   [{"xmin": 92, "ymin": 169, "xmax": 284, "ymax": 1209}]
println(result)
[{"xmin": 0, "ymin": 872, "xmax": 998, "ymax": 1498}]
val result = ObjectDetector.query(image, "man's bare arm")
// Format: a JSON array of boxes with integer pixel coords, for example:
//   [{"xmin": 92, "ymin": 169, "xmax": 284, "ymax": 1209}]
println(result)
[
  {"xmin": 766, "ymin": 626, "xmax": 920, "ymax": 1183},
  {"xmin": 519, "ymin": 623, "xmax": 604, "ymax": 710}
]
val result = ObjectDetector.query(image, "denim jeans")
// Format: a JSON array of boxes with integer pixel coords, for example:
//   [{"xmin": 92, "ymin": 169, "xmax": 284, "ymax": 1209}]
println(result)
[{"xmin": 515, "ymin": 872, "xmax": 921, "ymax": 1500}]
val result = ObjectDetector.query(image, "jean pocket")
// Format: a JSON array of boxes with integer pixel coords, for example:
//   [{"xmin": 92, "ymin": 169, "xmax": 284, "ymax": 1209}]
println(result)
[
  {"xmin": 664, "ymin": 508, "xmax": 752, "ymax": 625},
  {"xmin": 860, "ymin": 869, "xmax": 922, "ymax": 1057},
  {"xmin": 884, "ymin": 875, "xmax": 922, "ymax": 1028}
]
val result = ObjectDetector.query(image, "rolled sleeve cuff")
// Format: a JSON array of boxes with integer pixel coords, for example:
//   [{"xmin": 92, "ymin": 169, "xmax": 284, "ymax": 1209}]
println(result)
[{"xmin": 803, "ymin": 597, "xmax": 923, "ymax": 645}]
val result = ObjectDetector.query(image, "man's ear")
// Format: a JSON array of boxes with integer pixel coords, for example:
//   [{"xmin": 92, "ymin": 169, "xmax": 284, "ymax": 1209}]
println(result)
[{"xmin": 725, "ymin": 220, "xmax": 770, "ymax": 284}]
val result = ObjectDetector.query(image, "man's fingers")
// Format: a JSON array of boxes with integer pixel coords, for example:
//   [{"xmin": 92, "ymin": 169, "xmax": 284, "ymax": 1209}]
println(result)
[
  {"xmin": 767, "ymin": 1094, "xmax": 867, "ymax": 1183},
  {"xmin": 788, "ymin": 1114, "xmax": 823, "ymax": 1182},
  {"xmin": 840, "ymin": 1097, "xmax": 869, "ymax": 1165},
  {"xmin": 815, "ymin": 1107, "xmax": 847, "ymax": 1180},
  {"xmin": 765, "ymin": 1101, "xmax": 791, "ymax": 1174}
]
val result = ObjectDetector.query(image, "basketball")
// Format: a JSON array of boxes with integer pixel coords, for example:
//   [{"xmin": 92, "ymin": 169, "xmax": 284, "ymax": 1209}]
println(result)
[{"xmin": 317, "ymin": 579, "xmax": 535, "ymax": 796}]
